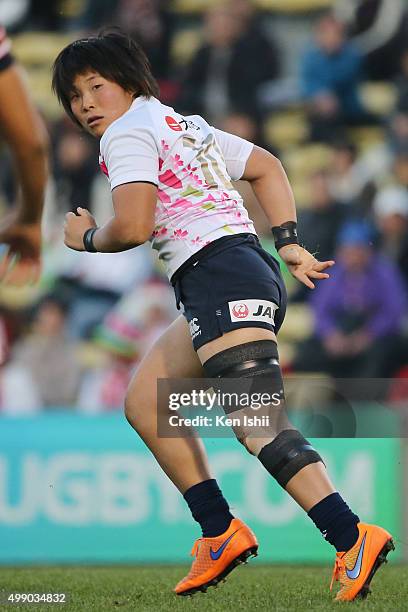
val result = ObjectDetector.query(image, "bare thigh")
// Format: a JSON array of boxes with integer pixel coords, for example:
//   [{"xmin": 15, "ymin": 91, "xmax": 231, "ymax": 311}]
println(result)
[
  {"xmin": 125, "ymin": 315, "xmax": 210, "ymax": 492},
  {"xmin": 126, "ymin": 314, "xmax": 204, "ymax": 421},
  {"xmin": 197, "ymin": 327, "xmax": 277, "ymax": 363}
]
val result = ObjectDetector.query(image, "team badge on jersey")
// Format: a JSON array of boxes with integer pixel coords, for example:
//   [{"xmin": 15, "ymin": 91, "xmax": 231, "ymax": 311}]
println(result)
[
  {"xmin": 165, "ymin": 116, "xmax": 182, "ymax": 131},
  {"xmin": 228, "ymin": 299, "xmax": 278, "ymax": 324}
]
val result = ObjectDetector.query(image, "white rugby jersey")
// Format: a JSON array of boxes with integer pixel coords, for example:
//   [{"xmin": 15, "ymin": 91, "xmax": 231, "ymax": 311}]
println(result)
[{"xmin": 99, "ymin": 96, "xmax": 257, "ymax": 278}]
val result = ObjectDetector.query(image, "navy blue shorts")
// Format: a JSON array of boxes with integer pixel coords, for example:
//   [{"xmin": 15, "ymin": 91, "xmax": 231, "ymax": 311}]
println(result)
[{"xmin": 172, "ymin": 233, "xmax": 287, "ymax": 351}]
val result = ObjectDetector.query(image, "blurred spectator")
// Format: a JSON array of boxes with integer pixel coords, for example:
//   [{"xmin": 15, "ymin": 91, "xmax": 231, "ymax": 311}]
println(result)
[
  {"xmin": 294, "ymin": 171, "xmax": 347, "ymax": 302},
  {"xmin": 388, "ymin": 112, "xmax": 408, "ymax": 156},
  {"xmin": 393, "ymin": 153, "xmax": 408, "ymax": 187},
  {"xmin": 25, "ymin": 0, "xmax": 64, "ymax": 31},
  {"xmin": 394, "ymin": 49, "xmax": 408, "ymax": 114},
  {"xmin": 335, "ymin": 0, "xmax": 408, "ymax": 80},
  {"xmin": 327, "ymin": 141, "xmax": 376, "ymax": 211},
  {"xmin": 77, "ymin": 351, "xmax": 135, "ymax": 413},
  {"xmin": 300, "ymin": 14, "xmax": 375, "ymax": 142},
  {"xmin": 76, "ymin": 0, "xmax": 115, "ymax": 30},
  {"xmin": 10, "ymin": 295, "xmax": 81, "ymax": 407},
  {"xmin": 378, "ymin": 149, "xmax": 408, "ymax": 189},
  {"xmin": 374, "ymin": 186, "xmax": 408, "ymax": 290},
  {"xmin": 219, "ymin": 113, "xmax": 266, "ymax": 147},
  {"xmin": 115, "ymin": 0, "xmax": 175, "ymax": 81},
  {"xmin": 0, "ymin": 361, "xmax": 41, "ymax": 414},
  {"xmin": 78, "ymin": 1, "xmax": 176, "ymax": 97},
  {"xmin": 56, "ymin": 245, "xmax": 156, "ymax": 339},
  {"xmin": 94, "ymin": 279, "xmax": 177, "ymax": 357},
  {"xmin": 294, "ymin": 220, "xmax": 406, "ymax": 378},
  {"xmin": 179, "ymin": 0, "xmax": 280, "ymax": 122},
  {"xmin": 0, "ymin": 0, "xmax": 29, "ymax": 31},
  {"xmin": 1, "ymin": 314, "xmax": 37, "ymax": 416},
  {"xmin": 52, "ymin": 119, "xmax": 99, "ymax": 214},
  {"xmin": 78, "ymin": 280, "xmax": 177, "ymax": 412},
  {"xmin": 298, "ymin": 171, "xmax": 347, "ymax": 262},
  {"xmin": 388, "ymin": 54, "xmax": 408, "ymax": 155}
]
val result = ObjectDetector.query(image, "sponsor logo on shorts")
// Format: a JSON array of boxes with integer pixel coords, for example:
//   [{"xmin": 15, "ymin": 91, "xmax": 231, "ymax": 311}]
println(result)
[
  {"xmin": 165, "ymin": 116, "xmax": 182, "ymax": 131},
  {"xmin": 188, "ymin": 317, "xmax": 201, "ymax": 340},
  {"xmin": 228, "ymin": 299, "xmax": 278, "ymax": 324},
  {"xmin": 232, "ymin": 303, "xmax": 249, "ymax": 319}
]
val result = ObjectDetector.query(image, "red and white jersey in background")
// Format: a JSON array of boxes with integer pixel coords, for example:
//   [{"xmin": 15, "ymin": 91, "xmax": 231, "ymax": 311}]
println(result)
[
  {"xmin": 0, "ymin": 26, "xmax": 12, "ymax": 71},
  {"xmin": 99, "ymin": 96, "xmax": 256, "ymax": 279}
]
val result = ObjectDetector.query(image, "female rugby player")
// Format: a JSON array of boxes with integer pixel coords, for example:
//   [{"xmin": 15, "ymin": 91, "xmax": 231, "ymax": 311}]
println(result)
[{"xmin": 52, "ymin": 30, "xmax": 394, "ymax": 602}]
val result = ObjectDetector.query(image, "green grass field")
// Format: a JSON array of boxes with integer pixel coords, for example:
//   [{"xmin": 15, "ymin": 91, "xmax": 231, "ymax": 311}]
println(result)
[{"xmin": 0, "ymin": 565, "xmax": 407, "ymax": 611}]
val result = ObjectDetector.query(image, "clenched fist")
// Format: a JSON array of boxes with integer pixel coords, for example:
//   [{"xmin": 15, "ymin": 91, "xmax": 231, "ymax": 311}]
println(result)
[{"xmin": 64, "ymin": 207, "xmax": 97, "ymax": 251}]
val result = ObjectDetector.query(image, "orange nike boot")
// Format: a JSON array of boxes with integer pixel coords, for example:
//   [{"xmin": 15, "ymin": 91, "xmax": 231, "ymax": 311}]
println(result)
[
  {"xmin": 174, "ymin": 518, "xmax": 258, "ymax": 596},
  {"xmin": 330, "ymin": 522, "xmax": 394, "ymax": 601}
]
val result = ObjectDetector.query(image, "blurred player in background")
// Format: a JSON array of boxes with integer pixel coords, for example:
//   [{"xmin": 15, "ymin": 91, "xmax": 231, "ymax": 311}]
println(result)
[
  {"xmin": 52, "ymin": 30, "xmax": 394, "ymax": 602},
  {"xmin": 0, "ymin": 25, "xmax": 48, "ymax": 285}
]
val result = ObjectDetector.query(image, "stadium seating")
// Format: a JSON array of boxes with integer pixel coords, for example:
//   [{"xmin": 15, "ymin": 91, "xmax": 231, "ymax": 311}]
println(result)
[
  {"xmin": 11, "ymin": 32, "xmax": 73, "ymax": 117},
  {"xmin": 265, "ymin": 109, "xmax": 310, "ymax": 149},
  {"xmin": 360, "ymin": 82, "xmax": 397, "ymax": 116},
  {"xmin": 173, "ymin": 0, "xmax": 334, "ymax": 14},
  {"xmin": 170, "ymin": 27, "xmax": 202, "ymax": 67}
]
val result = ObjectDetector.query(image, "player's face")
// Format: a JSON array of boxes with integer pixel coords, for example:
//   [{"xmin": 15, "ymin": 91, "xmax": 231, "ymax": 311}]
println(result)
[{"xmin": 70, "ymin": 71, "xmax": 135, "ymax": 136}]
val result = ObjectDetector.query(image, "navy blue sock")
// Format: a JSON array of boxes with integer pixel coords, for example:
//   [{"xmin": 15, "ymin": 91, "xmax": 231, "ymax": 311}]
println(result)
[
  {"xmin": 184, "ymin": 479, "xmax": 234, "ymax": 537},
  {"xmin": 308, "ymin": 492, "xmax": 360, "ymax": 552}
]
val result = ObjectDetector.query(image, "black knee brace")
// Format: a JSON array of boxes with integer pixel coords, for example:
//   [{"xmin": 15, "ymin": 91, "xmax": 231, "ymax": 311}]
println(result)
[
  {"xmin": 258, "ymin": 429, "xmax": 324, "ymax": 488},
  {"xmin": 203, "ymin": 340, "xmax": 280, "ymax": 379},
  {"xmin": 202, "ymin": 341, "xmax": 323, "ymax": 484},
  {"xmin": 202, "ymin": 340, "xmax": 284, "ymax": 413}
]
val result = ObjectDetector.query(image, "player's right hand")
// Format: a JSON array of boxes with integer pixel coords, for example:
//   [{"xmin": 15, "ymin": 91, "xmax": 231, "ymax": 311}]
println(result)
[
  {"xmin": 278, "ymin": 244, "xmax": 335, "ymax": 289},
  {"xmin": 64, "ymin": 207, "xmax": 97, "ymax": 251},
  {"xmin": 0, "ymin": 213, "xmax": 42, "ymax": 285}
]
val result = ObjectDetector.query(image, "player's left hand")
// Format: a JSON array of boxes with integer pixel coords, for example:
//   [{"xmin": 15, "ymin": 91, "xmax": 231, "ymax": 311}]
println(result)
[
  {"xmin": 278, "ymin": 244, "xmax": 335, "ymax": 289},
  {"xmin": 0, "ymin": 212, "xmax": 42, "ymax": 286},
  {"xmin": 64, "ymin": 207, "xmax": 97, "ymax": 251}
]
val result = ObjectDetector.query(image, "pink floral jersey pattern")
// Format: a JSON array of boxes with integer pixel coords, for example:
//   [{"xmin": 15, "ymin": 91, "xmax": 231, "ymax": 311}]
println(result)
[{"xmin": 99, "ymin": 97, "xmax": 257, "ymax": 278}]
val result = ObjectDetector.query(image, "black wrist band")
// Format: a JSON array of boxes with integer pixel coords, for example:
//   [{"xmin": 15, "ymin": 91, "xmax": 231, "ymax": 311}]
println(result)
[
  {"xmin": 83, "ymin": 228, "xmax": 98, "ymax": 252},
  {"xmin": 271, "ymin": 221, "xmax": 299, "ymax": 251}
]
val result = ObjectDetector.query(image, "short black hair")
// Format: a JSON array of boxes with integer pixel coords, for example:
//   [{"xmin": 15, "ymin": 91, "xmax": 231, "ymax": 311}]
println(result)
[{"xmin": 52, "ymin": 28, "xmax": 159, "ymax": 127}]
